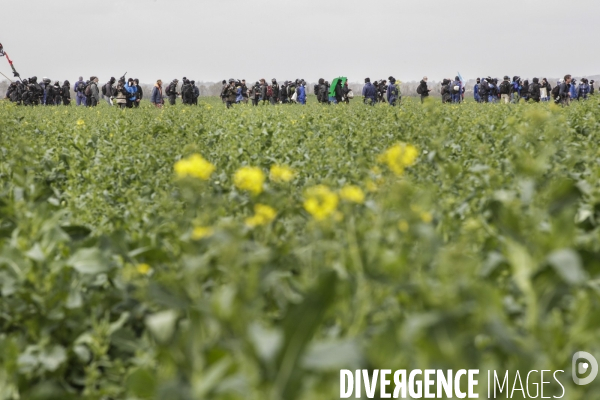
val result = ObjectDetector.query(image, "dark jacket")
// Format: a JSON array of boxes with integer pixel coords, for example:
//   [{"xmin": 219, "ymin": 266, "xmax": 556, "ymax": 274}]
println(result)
[
  {"xmin": 135, "ymin": 85, "xmax": 143, "ymax": 100},
  {"xmin": 529, "ymin": 82, "xmax": 541, "ymax": 101},
  {"xmin": 362, "ymin": 82, "xmax": 376, "ymax": 99},
  {"xmin": 271, "ymin": 83, "xmax": 279, "ymax": 99},
  {"xmin": 225, "ymin": 84, "xmax": 237, "ymax": 102},
  {"xmin": 334, "ymin": 83, "xmax": 343, "ymax": 102},
  {"xmin": 418, "ymin": 80, "xmax": 429, "ymax": 97}
]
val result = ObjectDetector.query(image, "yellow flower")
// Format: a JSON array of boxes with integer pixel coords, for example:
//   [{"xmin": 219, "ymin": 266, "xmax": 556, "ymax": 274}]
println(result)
[
  {"xmin": 136, "ymin": 263, "xmax": 151, "ymax": 275},
  {"xmin": 340, "ymin": 185, "xmax": 365, "ymax": 204},
  {"xmin": 270, "ymin": 165, "xmax": 295, "ymax": 183},
  {"xmin": 76, "ymin": 119, "xmax": 85, "ymax": 126},
  {"xmin": 174, "ymin": 154, "xmax": 215, "ymax": 180},
  {"xmin": 234, "ymin": 166, "xmax": 265, "ymax": 195},
  {"xmin": 377, "ymin": 143, "xmax": 418, "ymax": 176},
  {"xmin": 398, "ymin": 220, "xmax": 409, "ymax": 233},
  {"xmin": 420, "ymin": 212, "xmax": 433, "ymax": 223},
  {"xmin": 303, "ymin": 185, "xmax": 339, "ymax": 220},
  {"xmin": 192, "ymin": 226, "xmax": 214, "ymax": 240},
  {"xmin": 245, "ymin": 204, "xmax": 277, "ymax": 227}
]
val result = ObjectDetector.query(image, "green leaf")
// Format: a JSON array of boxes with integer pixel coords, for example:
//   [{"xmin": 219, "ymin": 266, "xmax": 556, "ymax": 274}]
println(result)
[
  {"xmin": 547, "ymin": 248, "xmax": 588, "ymax": 285},
  {"xmin": 67, "ymin": 248, "xmax": 110, "ymax": 274}
]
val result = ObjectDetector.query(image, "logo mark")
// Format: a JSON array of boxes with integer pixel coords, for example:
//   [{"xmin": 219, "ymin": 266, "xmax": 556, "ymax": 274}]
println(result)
[{"xmin": 572, "ymin": 351, "xmax": 598, "ymax": 385}]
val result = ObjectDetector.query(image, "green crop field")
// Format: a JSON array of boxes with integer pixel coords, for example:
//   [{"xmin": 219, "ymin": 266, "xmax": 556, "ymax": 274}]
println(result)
[{"xmin": 1, "ymin": 97, "xmax": 600, "ymax": 399}]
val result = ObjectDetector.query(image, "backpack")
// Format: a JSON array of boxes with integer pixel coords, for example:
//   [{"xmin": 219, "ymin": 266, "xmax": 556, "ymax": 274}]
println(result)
[
  {"xmin": 499, "ymin": 81, "xmax": 510, "ymax": 94},
  {"xmin": 551, "ymin": 85, "xmax": 560, "ymax": 98},
  {"xmin": 267, "ymin": 85, "xmax": 273, "ymax": 97},
  {"xmin": 102, "ymin": 84, "xmax": 107, "ymax": 96},
  {"xmin": 346, "ymin": 90, "xmax": 354, "ymax": 99},
  {"xmin": 84, "ymin": 84, "xmax": 92, "ymax": 96},
  {"xmin": 416, "ymin": 85, "xmax": 423, "ymax": 95},
  {"xmin": 76, "ymin": 82, "xmax": 86, "ymax": 93}
]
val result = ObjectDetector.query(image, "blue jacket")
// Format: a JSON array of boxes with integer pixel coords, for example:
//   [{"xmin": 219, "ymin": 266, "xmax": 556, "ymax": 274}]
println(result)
[
  {"xmin": 297, "ymin": 85, "xmax": 306, "ymax": 103},
  {"xmin": 474, "ymin": 83, "xmax": 479, "ymax": 98},
  {"xmin": 570, "ymin": 83, "xmax": 578, "ymax": 99},
  {"xmin": 362, "ymin": 82, "xmax": 376, "ymax": 99},
  {"xmin": 74, "ymin": 80, "xmax": 86, "ymax": 97},
  {"xmin": 578, "ymin": 84, "xmax": 589, "ymax": 99},
  {"xmin": 236, "ymin": 87, "xmax": 243, "ymax": 102},
  {"xmin": 150, "ymin": 85, "xmax": 163, "ymax": 104},
  {"xmin": 386, "ymin": 83, "xmax": 398, "ymax": 104},
  {"xmin": 125, "ymin": 83, "xmax": 138, "ymax": 101}
]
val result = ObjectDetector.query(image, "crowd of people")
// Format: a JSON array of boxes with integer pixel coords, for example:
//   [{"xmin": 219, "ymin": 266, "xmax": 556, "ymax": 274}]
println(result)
[
  {"xmin": 4, "ymin": 75, "xmax": 146, "ymax": 108},
  {"xmin": 471, "ymin": 75, "xmax": 593, "ymax": 106},
  {"xmin": 3, "ymin": 73, "xmax": 593, "ymax": 108}
]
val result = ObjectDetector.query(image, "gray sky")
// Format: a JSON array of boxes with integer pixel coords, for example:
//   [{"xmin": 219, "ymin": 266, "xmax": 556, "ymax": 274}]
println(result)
[{"xmin": 2, "ymin": 0, "xmax": 599, "ymax": 84}]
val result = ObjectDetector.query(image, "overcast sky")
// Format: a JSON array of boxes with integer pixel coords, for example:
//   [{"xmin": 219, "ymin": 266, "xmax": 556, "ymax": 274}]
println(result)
[{"xmin": 1, "ymin": 0, "xmax": 599, "ymax": 84}]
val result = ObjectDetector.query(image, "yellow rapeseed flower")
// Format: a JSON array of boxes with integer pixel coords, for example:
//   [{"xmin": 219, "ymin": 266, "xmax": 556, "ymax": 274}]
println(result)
[
  {"xmin": 398, "ymin": 220, "xmax": 409, "ymax": 233},
  {"xmin": 340, "ymin": 185, "xmax": 365, "ymax": 204},
  {"xmin": 245, "ymin": 204, "xmax": 277, "ymax": 227},
  {"xmin": 303, "ymin": 185, "xmax": 339, "ymax": 220},
  {"xmin": 270, "ymin": 165, "xmax": 295, "ymax": 183},
  {"xmin": 192, "ymin": 226, "xmax": 214, "ymax": 240},
  {"xmin": 136, "ymin": 263, "xmax": 151, "ymax": 275},
  {"xmin": 174, "ymin": 154, "xmax": 215, "ymax": 180},
  {"xmin": 76, "ymin": 119, "xmax": 85, "ymax": 126},
  {"xmin": 234, "ymin": 166, "xmax": 265, "ymax": 195},
  {"xmin": 377, "ymin": 143, "xmax": 418, "ymax": 176},
  {"xmin": 420, "ymin": 212, "xmax": 433, "ymax": 223}
]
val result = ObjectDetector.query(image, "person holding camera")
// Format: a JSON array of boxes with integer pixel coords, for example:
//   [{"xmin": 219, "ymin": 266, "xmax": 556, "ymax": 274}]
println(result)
[{"xmin": 417, "ymin": 77, "xmax": 431, "ymax": 103}]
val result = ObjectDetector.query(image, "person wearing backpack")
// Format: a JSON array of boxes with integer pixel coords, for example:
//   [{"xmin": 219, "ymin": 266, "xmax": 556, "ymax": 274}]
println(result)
[
  {"xmin": 510, "ymin": 76, "xmax": 521, "ymax": 103},
  {"xmin": 166, "ymin": 79, "xmax": 178, "ymax": 105},
  {"xmin": 589, "ymin": 80, "xmax": 595, "ymax": 96},
  {"xmin": 124, "ymin": 78, "xmax": 138, "ymax": 108},
  {"xmin": 61, "ymin": 80, "xmax": 71, "ymax": 106},
  {"xmin": 498, "ymin": 76, "xmax": 511, "ymax": 104},
  {"xmin": 269, "ymin": 79, "xmax": 279, "ymax": 105},
  {"xmin": 87, "ymin": 77, "xmax": 100, "ymax": 107},
  {"xmin": 223, "ymin": 78, "xmax": 237, "ymax": 109},
  {"xmin": 569, "ymin": 79, "xmax": 578, "ymax": 101},
  {"xmin": 477, "ymin": 78, "xmax": 488, "ymax": 103},
  {"xmin": 279, "ymin": 81, "xmax": 289, "ymax": 104},
  {"xmin": 84, "ymin": 79, "xmax": 94, "ymax": 107},
  {"xmin": 417, "ymin": 77, "xmax": 431, "ymax": 104},
  {"xmin": 451, "ymin": 76, "xmax": 462, "ymax": 103},
  {"xmin": 73, "ymin": 76, "xmax": 87, "ymax": 106}
]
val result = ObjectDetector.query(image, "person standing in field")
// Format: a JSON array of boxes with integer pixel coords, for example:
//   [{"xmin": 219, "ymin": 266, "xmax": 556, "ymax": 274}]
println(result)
[
  {"xmin": 386, "ymin": 76, "xmax": 400, "ymax": 106},
  {"xmin": 124, "ymin": 78, "xmax": 138, "ymax": 108},
  {"xmin": 473, "ymin": 78, "xmax": 481, "ymax": 102},
  {"xmin": 88, "ymin": 77, "xmax": 100, "ymax": 107},
  {"xmin": 417, "ymin": 76, "xmax": 431, "ymax": 103},
  {"xmin": 61, "ymin": 80, "xmax": 71, "ymax": 106},
  {"xmin": 74, "ymin": 76, "xmax": 86, "ymax": 106},
  {"xmin": 269, "ymin": 79, "xmax": 279, "ymax": 105},
  {"xmin": 224, "ymin": 78, "xmax": 237, "ymax": 108},
  {"xmin": 559, "ymin": 74, "xmax": 572, "ymax": 106},
  {"xmin": 134, "ymin": 79, "xmax": 143, "ymax": 107},
  {"xmin": 499, "ymin": 76, "xmax": 511, "ymax": 104},
  {"xmin": 52, "ymin": 81, "xmax": 62, "ymax": 105},
  {"xmin": 240, "ymin": 80, "xmax": 248, "ymax": 104},
  {"xmin": 451, "ymin": 76, "xmax": 462, "ymax": 103},
  {"xmin": 362, "ymin": 77, "xmax": 376, "ymax": 105},
  {"xmin": 569, "ymin": 78, "xmax": 578, "ymax": 100},
  {"xmin": 115, "ymin": 78, "xmax": 127, "ymax": 109},
  {"xmin": 297, "ymin": 80, "xmax": 307, "ymax": 105},
  {"xmin": 540, "ymin": 78, "xmax": 551, "ymax": 101},
  {"xmin": 528, "ymin": 78, "xmax": 541, "ymax": 102},
  {"xmin": 577, "ymin": 78, "xmax": 590, "ymax": 100},
  {"xmin": 589, "ymin": 80, "xmax": 595, "ymax": 96},
  {"xmin": 103, "ymin": 77, "xmax": 116, "ymax": 105},
  {"xmin": 192, "ymin": 81, "xmax": 200, "ymax": 105},
  {"xmin": 150, "ymin": 79, "xmax": 164, "ymax": 108},
  {"xmin": 166, "ymin": 79, "xmax": 178, "ymax": 105}
]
